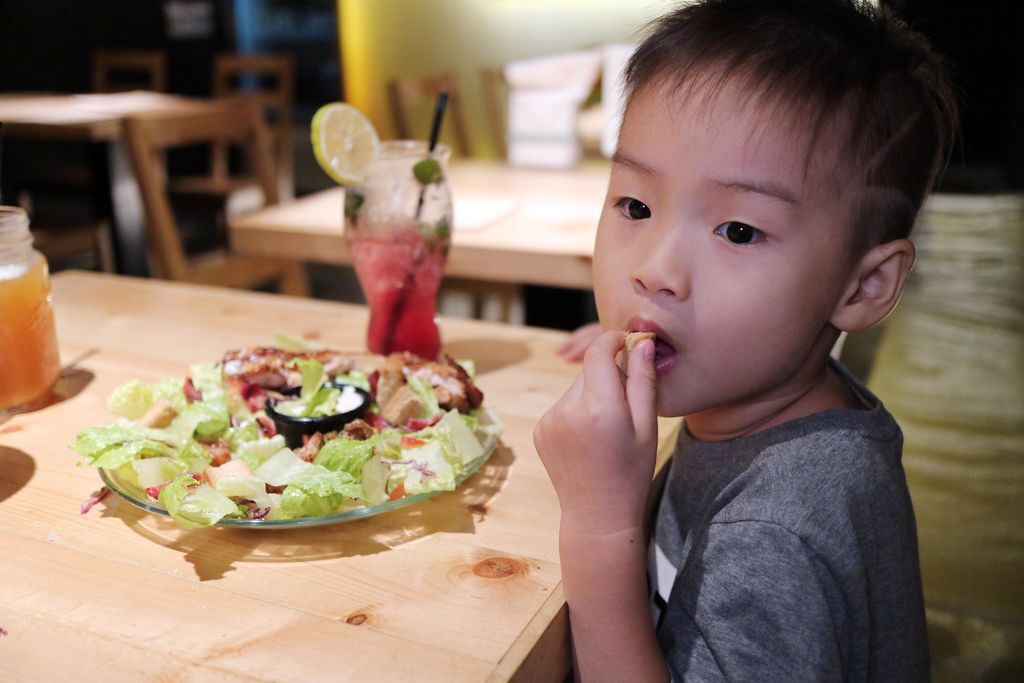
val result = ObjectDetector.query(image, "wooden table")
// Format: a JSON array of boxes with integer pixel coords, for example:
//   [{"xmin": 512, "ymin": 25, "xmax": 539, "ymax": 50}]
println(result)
[
  {"xmin": 0, "ymin": 91, "xmax": 214, "ymax": 276},
  {"xmin": 230, "ymin": 160, "xmax": 610, "ymax": 290},
  {"xmin": 0, "ymin": 272, "xmax": 681, "ymax": 681}
]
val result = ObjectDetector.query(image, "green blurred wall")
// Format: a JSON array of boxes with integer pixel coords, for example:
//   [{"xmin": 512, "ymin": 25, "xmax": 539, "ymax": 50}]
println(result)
[{"xmin": 337, "ymin": 0, "xmax": 679, "ymax": 157}]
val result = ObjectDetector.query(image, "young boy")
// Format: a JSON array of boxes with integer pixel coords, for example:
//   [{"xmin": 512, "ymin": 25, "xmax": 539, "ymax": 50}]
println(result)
[{"xmin": 533, "ymin": 1, "xmax": 957, "ymax": 680}]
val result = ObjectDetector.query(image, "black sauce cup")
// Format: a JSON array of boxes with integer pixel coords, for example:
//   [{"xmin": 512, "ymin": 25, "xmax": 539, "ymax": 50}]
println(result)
[{"xmin": 265, "ymin": 382, "xmax": 372, "ymax": 449}]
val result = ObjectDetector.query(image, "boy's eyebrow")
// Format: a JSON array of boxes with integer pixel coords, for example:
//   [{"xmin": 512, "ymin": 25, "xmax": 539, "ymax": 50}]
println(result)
[
  {"xmin": 611, "ymin": 152, "xmax": 658, "ymax": 176},
  {"xmin": 707, "ymin": 177, "xmax": 801, "ymax": 205}
]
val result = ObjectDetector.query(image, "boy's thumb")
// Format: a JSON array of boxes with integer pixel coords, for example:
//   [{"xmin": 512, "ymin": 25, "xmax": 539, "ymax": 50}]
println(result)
[{"xmin": 625, "ymin": 339, "xmax": 657, "ymax": 438}]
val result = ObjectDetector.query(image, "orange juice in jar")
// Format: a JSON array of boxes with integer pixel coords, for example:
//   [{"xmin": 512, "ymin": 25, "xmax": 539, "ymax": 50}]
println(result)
[{"xmin": 0, "ymin": 206, "xmax": 61, "ymax": 413}]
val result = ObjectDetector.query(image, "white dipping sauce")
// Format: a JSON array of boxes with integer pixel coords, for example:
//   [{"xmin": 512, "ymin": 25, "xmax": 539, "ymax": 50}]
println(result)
[{"xmin": 336, "ymin": 384, "xmax": 365, "ymax": 413}]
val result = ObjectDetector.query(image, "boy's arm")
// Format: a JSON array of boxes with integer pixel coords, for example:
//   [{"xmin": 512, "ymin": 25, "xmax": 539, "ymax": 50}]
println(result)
[{"xmin": 534, "ymin": 332, "xmax": 669, "ymax": 682}]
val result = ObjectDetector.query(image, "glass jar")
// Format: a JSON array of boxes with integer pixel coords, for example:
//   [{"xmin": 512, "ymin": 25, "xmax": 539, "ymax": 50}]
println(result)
[
  {"xmin": 0, "ymin": 206, "xmax": 61, "ymax": 413},
  {"xmin": 344, "ymin": 141, "xmax": 452, "ymax": 359}
]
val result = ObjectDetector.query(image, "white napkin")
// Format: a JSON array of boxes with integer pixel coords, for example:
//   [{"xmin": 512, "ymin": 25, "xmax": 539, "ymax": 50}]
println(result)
[{"xmin": 504, "ymin": 50, "xmax": 601, "ymax": 169}]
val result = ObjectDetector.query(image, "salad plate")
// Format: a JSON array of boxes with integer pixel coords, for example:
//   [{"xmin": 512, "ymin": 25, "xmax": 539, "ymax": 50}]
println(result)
[
  {"xmin": 97, "ymin": 433, "xmax": 497, "ymax": 529},
  {"xmin": 73, "ymin": 345, "xmax": 503, "ymax": 529}
]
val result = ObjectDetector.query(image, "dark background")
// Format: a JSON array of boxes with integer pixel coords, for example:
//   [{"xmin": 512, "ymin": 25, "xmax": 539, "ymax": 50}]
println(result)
[
  {"xmin": 884, "ymin": 0, "xmax": 1024, "ymax": 192},
  {"xmin": 0, "ymin": 0, "xmax": 340, "ymax": 114}
]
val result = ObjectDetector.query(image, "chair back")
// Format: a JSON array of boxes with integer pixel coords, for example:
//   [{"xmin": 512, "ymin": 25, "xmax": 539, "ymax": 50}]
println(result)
[
  {"xmin": 480, "ymin": 67, "xmax": 508, "ymax": 158},
  {"xmin": 92, "ymin": 49, "xmax": 167, "ymax": 93},
  {"xmin": 386, "ymin": 72, "xmax": 472, "ymax": 156},
  {"xmin": 122, "ymin": 100, "xmax": 279, "ymax": 281},
  {"xmin": 212, "ymin": 53, "xmax": 294, "ymax": 192}
]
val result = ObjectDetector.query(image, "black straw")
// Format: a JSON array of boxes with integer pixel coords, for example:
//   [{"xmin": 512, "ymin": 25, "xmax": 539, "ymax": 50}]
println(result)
[
  {"xmin": 414, "ymin": 91, "xmax": 449, "ymax": 221},
  {"xmin": 427, "ymin": 92, "xmax": 448, "ymax": 153}
]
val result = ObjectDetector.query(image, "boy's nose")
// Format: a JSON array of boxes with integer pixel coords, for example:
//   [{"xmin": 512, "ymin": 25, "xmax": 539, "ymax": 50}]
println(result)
[{"xmin": 631, "ymin": 244, "xmax": 690, "ymax": 302}]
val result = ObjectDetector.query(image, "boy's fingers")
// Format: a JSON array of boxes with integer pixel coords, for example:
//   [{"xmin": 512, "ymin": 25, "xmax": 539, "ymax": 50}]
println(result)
[
  {"xmin": 581, "ymin": 331, "xmax": 627, "ymax": 392},
  {"xmin": 625, "ymin": 339, "xmax": 658, "ymax": 440}
]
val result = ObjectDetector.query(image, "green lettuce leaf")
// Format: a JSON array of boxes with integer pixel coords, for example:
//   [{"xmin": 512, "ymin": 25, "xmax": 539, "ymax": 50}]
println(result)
[
  {"xmin": 314, "ymin": 437, "xmax": 375, "ymax": 477},
  {"xmin": 387, "ymin": 441, "xmax": 458, "ymax": 496},
  {"xmin": 279, "ymin": 465, "xmax": 362, "ymax": 519},
  {"xmin": 72, "ymin": 425, "xmax": 179, "ymax": 469},
  {"xmin": 405, "ymin": 374, "xmax": 441, "ymax": 419},
  {"xmin": 131, "ymin": 456, "xmax": 184, "ymax": 488},
  {"xmin": 334, "ymin": 371, "xmax": 370, "ymax": 393},
  {"xmin": 254, "ymin": 449, "xmax": 313, "ymax": 486},
  {"xmin": 158, "ymin": 474, "xmax": 239, "ymax": 528},
  {"xmin": 225, "ymin": 419, "xmax": 260, "ymax": 451},
  {"xmin": 105, "ymin": 380, "xmax": 154, "ymax": 420},
  {"xmin": 236, "ymin": 435, "xmax": 288, "ymax": 471}
]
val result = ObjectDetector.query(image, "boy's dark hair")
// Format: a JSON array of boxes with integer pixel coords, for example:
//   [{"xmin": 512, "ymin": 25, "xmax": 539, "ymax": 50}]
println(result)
[{"xmin": 624, "ymin": 0, "xmax": 958, "ymax": 251}]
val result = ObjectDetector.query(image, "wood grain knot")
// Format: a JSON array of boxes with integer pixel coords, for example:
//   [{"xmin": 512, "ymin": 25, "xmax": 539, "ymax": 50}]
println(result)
[
  {"xmin": 345, "ymin": 613, "xmax": 368, "ymax": 626},
  {"xmin": 472, "ymin": 556, "xmax": 527, "ymax": 579}
]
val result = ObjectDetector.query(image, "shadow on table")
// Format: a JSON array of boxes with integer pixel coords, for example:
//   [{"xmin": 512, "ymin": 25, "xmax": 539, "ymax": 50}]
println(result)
[
  {"xmin": 444, "ymin": 338, "xmax": 532, "ymax": 375},
  {"xmin": 0, "ymin": 447, "xmax": 36, "ymax": 504},
  {"xmin": 0, "ymin": 360, "xmax": 96, "ymax": 428},
  {"xmin": 105, "ymin": 441, "xmax": 516, "ymax": 581}
]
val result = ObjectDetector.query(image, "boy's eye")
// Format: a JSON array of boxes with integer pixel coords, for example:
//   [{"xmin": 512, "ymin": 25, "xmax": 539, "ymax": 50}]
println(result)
[
  {"xmin": 615, "ymin": 197, "xmax": 651, "ymax": 220},
  {"xmin": 714, "ymin": 221, "xmax": 764, "ymax": 244}
]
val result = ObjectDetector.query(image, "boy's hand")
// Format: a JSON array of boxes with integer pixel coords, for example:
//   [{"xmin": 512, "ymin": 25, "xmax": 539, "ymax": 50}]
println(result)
[
  {"xmin": 534, "ymin": 331, "xmax": 659, "ymax": 536},
  {"xmin": 556, "ymin": 322, "xmax": 603, "ymax": 362}
]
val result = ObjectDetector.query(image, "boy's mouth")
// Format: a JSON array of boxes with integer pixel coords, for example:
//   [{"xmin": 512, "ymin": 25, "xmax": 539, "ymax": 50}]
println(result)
[{"xmin": 626, "ymin": 319, "xmax": 680, "ymax": 374}]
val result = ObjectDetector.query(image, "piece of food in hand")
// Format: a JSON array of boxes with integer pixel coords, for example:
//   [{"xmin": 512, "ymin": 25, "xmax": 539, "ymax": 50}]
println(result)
[
  {"xmin": 381, "ymin": 385, "xmax": 422, "ymax": 425},
  {"xmin": 136, "ymin": 396, "xmax": 178, "ymax": 428},
  {"xmin": 616, "ymin": 331, "xmax": 656, "ymax": 373}
]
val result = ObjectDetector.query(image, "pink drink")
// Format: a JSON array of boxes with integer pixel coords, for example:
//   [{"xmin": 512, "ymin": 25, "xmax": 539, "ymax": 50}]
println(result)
[
  {"xmin": 351, "ymin": 226, "xmax": 446, "ymax": 358},
  {"xmin": 345, "ymin": 141, "xmax": 452, "ymax": 360}
]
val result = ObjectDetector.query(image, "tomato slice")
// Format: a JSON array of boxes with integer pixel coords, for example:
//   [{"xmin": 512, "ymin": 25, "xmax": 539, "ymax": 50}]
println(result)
[
  {"xmin": 400, "ymin": 436, "xmax": 426, "ymax": 449},
  {"xmin": 388, "ymin": 483, "xmax": 406, "ymax": 501}
]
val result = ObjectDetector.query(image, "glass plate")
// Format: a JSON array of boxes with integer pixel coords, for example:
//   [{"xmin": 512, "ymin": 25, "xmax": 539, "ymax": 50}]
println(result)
[{"xmin": 98, "ymin": 434, "xmax": 498, "ymax": 530}]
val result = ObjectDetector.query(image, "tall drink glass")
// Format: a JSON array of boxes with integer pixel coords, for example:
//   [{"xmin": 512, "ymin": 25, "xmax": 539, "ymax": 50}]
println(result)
[
  {"xmin": 345, "ymin": 141, "xmax": 451, "ymax": 359},
  {"xmin": 0, "ymin": 206, "xmax": 61, "ymax": 414}
]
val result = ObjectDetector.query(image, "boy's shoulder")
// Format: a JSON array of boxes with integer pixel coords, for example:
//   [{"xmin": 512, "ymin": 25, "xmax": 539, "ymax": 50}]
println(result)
[{"xmin": 669, "ymin": 363, "xmax": 912, "ymax": 543}]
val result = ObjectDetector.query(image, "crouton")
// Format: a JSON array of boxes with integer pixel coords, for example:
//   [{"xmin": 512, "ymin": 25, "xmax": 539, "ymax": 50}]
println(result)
[
  {"xmin": 203, "ymin": 458, "xmax": 255, "ymax": 487},
  {"xmin": 380, "ymin": 385, "xmax": 422, "ymax": 426},
  {"xmin": 136, "ymin": 396, "xmax": 178, "ymax": 428},
  {"xmin": 376, "ymin": 367, "xmax": 405, "ymax": 408}
]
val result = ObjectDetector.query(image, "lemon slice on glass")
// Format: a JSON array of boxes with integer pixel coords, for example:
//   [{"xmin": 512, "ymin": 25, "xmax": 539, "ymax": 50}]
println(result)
[{"xmin": 310, "ymin": 103, "xmax": 380, "ymax": 185}]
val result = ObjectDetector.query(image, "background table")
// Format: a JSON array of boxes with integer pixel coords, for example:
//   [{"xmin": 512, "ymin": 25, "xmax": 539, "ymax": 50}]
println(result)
[
  {"xmin": 0, "ymin": 272, "xmax": 678, "ymax": 680},
  {"xmin": 0, "ymin": 91, "xmax": 214, "ymax": 275},
  {"xmin": 230, "ymin": 160, "xmax": 610, "ymax": 290}
]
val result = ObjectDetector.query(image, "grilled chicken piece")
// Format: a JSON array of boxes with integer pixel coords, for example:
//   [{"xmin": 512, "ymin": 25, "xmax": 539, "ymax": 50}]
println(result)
[
  {"xmin": 343, "ymin": 419, "xmax": 376, "ymax": 440},
  {"xmin": 293, "ymin": 432, "xmax": 324, "ymax": 462},
  {"xmin": 221, "ymin": 347, "xmax": 380, "ymax": 388},
  {"xmin": 408, "ymin": 355, "xmax": 484, "ymax": 412}
]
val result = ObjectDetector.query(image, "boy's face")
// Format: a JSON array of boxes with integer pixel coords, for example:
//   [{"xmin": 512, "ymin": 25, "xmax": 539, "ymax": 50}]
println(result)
[{"xmin": 594, "ymin": 81, "xmax": 858, "ymax": 421}]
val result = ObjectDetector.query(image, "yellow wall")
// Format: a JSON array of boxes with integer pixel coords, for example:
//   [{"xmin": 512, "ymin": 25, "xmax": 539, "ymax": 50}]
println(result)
[{"xmin": 338, "ymin": 0, "xmax": 678, "ymax": 157}]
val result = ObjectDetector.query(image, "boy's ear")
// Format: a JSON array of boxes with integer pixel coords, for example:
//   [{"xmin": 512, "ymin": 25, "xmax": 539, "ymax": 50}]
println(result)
[{"xmin": 830, "ymin": 239, "xmax": 916, "ymax": 332}]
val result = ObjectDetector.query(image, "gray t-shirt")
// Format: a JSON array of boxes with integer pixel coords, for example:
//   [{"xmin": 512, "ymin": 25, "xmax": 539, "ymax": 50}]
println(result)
[{"xmin": 649, "ymin": 364, "xmax": 928, "ymax": 681}]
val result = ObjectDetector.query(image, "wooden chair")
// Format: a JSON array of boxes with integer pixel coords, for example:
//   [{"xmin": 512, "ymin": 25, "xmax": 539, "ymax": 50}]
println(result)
[
  {"xmin": 122, "ymin": 100, "xmax": 307, "ymax": 295},
  {"xmin": 92, "ymin": 49, "xmax": 167, "ymax": 93},
  {"xmin": 386, "ymin": 72, "xmax": 472, "ymax": 156},
  {"xmin": 210, "ymin": 53, "xmax": 295, "ymax": 198}
]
